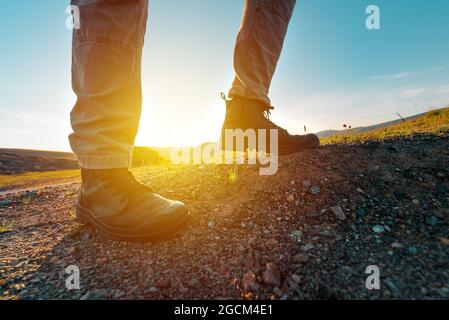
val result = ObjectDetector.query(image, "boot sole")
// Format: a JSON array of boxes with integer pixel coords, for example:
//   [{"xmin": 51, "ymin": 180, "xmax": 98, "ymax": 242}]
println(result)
[{"xmin": 75, "ymin": 203, "xmax": 190, "ymax": 243}]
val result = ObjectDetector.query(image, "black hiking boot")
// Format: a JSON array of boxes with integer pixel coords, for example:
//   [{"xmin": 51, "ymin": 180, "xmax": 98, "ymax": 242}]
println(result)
[{"xmin": 220, "ymin": 94, "xmax": 320, "ymax": 155}]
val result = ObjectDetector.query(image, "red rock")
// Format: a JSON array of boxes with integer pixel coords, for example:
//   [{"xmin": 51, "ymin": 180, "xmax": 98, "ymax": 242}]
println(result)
[
  {"xmin": 262, "ymin": 263, "xmax": 281, "ymax": 287},
  {"xmin": 242, "ymin": 271, "xmax": 258, "ymax": 291}
]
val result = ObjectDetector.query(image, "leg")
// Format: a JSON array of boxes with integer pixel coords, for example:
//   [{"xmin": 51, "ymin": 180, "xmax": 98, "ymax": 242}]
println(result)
[
  {"xmin": 229, "ymin": 0, "xmax": 296, "ymax": 106},
  {"xmin": 69, "ymin": 0, "xmax": 190, "ymax": 242},
  {"xmin": 69, "ymin": 0, "xmax": 148, "ymax": 169},
  {"xmin": 222, "ymin": 0, "xmax": 319, "ymax": 154}
]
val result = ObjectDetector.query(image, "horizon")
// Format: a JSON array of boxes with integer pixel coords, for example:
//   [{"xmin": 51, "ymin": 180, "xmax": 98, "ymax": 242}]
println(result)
[
  {"xmin": 1, "ymin": 105, "xmax": 447, "ymax": 153},
  {"xmin": 1, "ymin": 0, "xmax": 449, "ymax": 152}
]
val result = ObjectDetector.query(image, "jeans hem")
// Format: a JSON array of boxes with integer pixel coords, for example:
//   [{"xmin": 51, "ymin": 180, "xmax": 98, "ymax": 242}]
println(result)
[{"xmin": 77, "ymin": 155, "xmax": 131, "ymax": 169}]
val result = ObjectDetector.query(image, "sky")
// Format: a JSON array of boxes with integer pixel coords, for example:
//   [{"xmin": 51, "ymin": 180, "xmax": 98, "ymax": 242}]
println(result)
[{"xmin": 1, "ymin": 0, "xmax": 449, "ymax": 151}]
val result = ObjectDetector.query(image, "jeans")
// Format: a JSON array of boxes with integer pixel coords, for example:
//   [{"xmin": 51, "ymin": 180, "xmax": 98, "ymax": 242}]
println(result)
[{"xmin": 69, "ymin": 0, "xmax": 296, "ymax": 169}]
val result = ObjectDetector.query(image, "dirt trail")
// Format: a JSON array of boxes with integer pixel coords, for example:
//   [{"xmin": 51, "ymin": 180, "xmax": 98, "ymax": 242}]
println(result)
[{"xmin": 1, "ymin": 133, "xmax": 448, "ymax": 300}]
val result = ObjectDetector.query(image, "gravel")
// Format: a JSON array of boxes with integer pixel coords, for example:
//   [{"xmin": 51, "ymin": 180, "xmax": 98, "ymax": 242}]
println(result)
[{"xmin": 1, "ymin": 132, "xmax": 448, "ymax": 300}]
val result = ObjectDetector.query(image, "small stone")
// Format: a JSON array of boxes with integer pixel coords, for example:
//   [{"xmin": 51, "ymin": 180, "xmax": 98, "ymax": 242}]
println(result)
[
  {"xmin": 318, "ymin": 284, "xmax": 332, "ymax": 299},
  {"xmin": 391, "ymin": 242, "xmax": 403, "ymax": 249},
  {"xmin": 426, "ymin": 216, "xmax": 441, "ymax": 226},
  {"xmin": 286, "ymin": 194, "xmax": 295, "ymax": 202},
  {"xmin": 309, "ymin": 186, "xmax": 321, "ymax": 196},
  {"xmin": 262, "ymin": 263, "xmax": 281, "ymax": 287},
  {"xmin": 290, "ymin": 181, "xmax": 295, "ymax": 185},
  {"xmin": 244, "ymin": 251, "xmax": 255, "ymax": 269},
  {"xmin": 156, "ymin": 278, "xmax": 171, "ymax": 289},
  {"xmin": 242, "ymin": 271, "xmax": 259, "ymax": 291},
  {"xmin": 188, "ymin": 278, "xmax": 201, "ymax": 289},
  {"xmin": 289, "ymin": 230, "xmax": 302, "ymax": 240},
  {"xmin": 357, "ymin": 208, "xmax": 367, "ymax": 218},
  {"xmin": 80, "ymin": 289, "xmax": 109, "ymax": 300},
  {"xmin": 67, "ymin": 246, "xmax": 79, "ymax": 255},
  {"xmin": 373, "ymin": 225, "xmax": 385, "ymax": 234},
  {"xmin": 208, "ymin": 220, "xmax": 216, "ymax": 229},
  {"xmin": 439, "ymin": 237, "xmax": 449, "ymax": 245},
  {"xmin": 291, "ymin": 274, "xmax": 301, "ymax": 283},
  {"xmin": 330, "ymin": 206, "xmax": 346, "ymax": 221},
  {"xmin": 302, "ymin": 180, "xmax": 312, "ymax": 189},
  {"xmin": 0, "ymin": 198, "xmax": 12, "ymax": 206},
  {"xmin": 148, "ymin": 287, "xmax": 159, "ymax": 293},
  {"xmin": 356, "ymin": 188, "xmax": 365, "ymax": 194},
  {"xmin": 409, "ymin": 247, "xmax": 418, "ymax": 254},
  {"xmin": 302, "ymin": 243, "xmax": 314, "ymax": 251},
  {"xmin": 293, "ymin": 253, "xmax": 309, "ymax": 263},
  {"xmin": 81, "ymin": 231, "xmax": 90, "ymax": 241},
  {"xmin": 273, "ymin": 287, "xmax": 283, "ymax": 297},
  {"xmin": 412, "ymin": 199, "xmax": 420, "ymax": 205}
]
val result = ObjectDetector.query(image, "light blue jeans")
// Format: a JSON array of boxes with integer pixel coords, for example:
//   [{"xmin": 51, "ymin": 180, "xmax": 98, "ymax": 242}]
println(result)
[{"xmin": 69, "ymin": 0, "xmax": 296, "ymax": 169}]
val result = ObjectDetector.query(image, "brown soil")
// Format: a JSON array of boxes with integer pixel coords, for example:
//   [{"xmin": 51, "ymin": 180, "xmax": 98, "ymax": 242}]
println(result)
[{"xmin": 1, "ymin": 133, "xmax": 448, "ymax": 300}]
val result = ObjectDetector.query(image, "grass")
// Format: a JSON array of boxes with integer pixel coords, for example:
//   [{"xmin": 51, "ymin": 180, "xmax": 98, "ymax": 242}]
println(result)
[
  {"xmin": 228, "ymin": 167, "xmax": 238, "ymax": 184},
  {"xmin": 0, "ymin": 221, "xmax": 13, "ymax": 234},
  {"xmin": 0, "ymin": 169, "xmax": 80, "ymax": 189},
  {"xmin": 321, "ymin": 107, "xmax": 449, "ymax": 145}
]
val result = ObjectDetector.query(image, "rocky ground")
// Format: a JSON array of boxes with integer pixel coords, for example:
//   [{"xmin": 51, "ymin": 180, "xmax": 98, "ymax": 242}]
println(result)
[{"xmin": 1, "ymin": 133, "xmax": 448, "ymax": 300}]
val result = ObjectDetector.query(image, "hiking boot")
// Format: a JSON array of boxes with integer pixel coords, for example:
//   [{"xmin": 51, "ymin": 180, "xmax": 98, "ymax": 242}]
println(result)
[
  {"xmin": 76, "ymin": 168, "xmax": 190, "ymax": 242},
  {"xmin": 220, "ymin": 94, "xmax": 320, "ymax": 155}
]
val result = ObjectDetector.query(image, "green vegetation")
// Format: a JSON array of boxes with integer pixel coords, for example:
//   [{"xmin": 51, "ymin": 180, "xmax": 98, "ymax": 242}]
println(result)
[
  {"xmin": 131, "ymin": 146, "xmax": 168, "ymax": 167},
  {"xmin": 321, "ymin": 107, "xmax": 449, "ymax": 144},
  {"xmin": 0, "ymin": 221, "xmax": 13, "ymax": 234},
  {"xmin": 0, "ymin": 169, "xmax": 80, "ymax": 189}
]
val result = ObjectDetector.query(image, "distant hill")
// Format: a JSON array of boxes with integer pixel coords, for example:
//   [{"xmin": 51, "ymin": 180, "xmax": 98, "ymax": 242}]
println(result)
[
  {"xmin": 0, "ymin": 146, "xmax": 168, "ymax": 175},
  {"xmin": 315, "ymin": 110, "xmax": 433, "ymax": 138},
  {"xmin": 320, "ymin": 107, "xmax": 449, "ymax": 144}
]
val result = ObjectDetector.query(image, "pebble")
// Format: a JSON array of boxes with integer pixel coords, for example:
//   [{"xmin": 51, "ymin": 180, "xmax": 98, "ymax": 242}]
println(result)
[
  {"xmin": 289, "ymin": 230, "xmax": 302, "ymax": 240},
  {"xmin": 208, "ymin": 221, "xmax": 216, "ymax": 230},
  {"xmin": 330, "ymin": 206, "xmax": 346, "ymax": 221},
  {"xmin": 412, "ymin": 199, "xmax": 420, "ymax": 205},
  {"xmin": 242, "ymin": 271, "xmax": 259, "ymax": 291},
  {"xmin": 291, "ymin": 274, "xmax": 301, "ymax": 283},
  {"xmin": 286, "ymin": 194, "xmax": 295, "ymax": 202},
  {"xmin": 244, "ymin": 251, "xmax": 255, "ymax": 269},
  {"xmin": 293, "ymin": 253, "xmax": 309, "ymax": 263},
  {"xmin": 302, "ymin": 243, "xmax": 314, "ymax": 251},
  {"xmin": 302, "ymin": 181, "xmax": 312, "ymax": 189},
  {"xmin": 409, "ymin": 247, "xmax": 418, "ymax": 254},
  {"xmin": 373, "ymin": 225, "xmax": 385, "ymax": 234},
  {"xmin": 0, "ymin": 198, "xmax": 12, "ymax": 206},
  {"xmin": 156, "ymin": 278, "xmax": 171, "ymax": 289},
  {"xmin": 81, "ymin": 231, "xmax": 90, "ymax": 241},
  {"xmin": 273, "ymin": 287, "xmax": 283, "ymax": 297},
  {"xmin": 80, "ymin": 289, "xmax": 109, "ymax": 300},
  {"xmin": 426, "ymin": 216, "xmax": 441, "ymax": 226},
  {"xmin": 309, "ymin": 186, "xmax": 321, "ymax": 196},
  {"xmin": 391, "ymin": 242, "xmax": 403, "ymax": 249},
  {"xmin": 262, "ymin": 263, "xmax": 281, "ymax": 287},
  {"xmin": 357, "ymin": 208, "xmax": 368, "ymax": 218}
]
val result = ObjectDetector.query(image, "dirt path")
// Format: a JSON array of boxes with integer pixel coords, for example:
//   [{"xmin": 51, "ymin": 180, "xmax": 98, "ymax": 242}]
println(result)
[{"xmin": 1, "ymin": 133, "xmax": 448, "ymax": 300}]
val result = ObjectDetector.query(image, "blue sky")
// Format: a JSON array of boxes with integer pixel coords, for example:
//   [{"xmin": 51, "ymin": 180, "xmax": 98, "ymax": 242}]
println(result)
[{"xmin": 1, "ymin": 0, "xmax": 449, "ymax": 151}]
